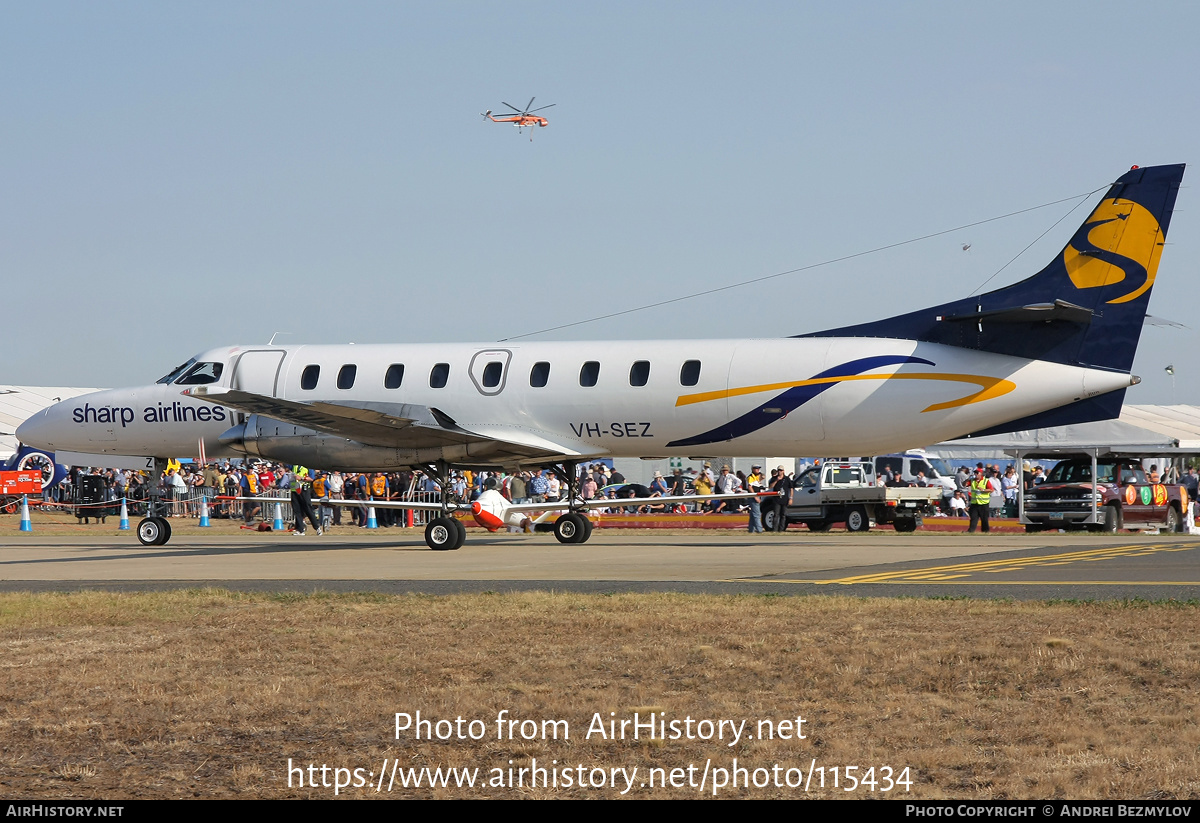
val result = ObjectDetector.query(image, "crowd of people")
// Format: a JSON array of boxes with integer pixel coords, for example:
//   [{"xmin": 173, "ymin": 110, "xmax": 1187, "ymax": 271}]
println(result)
[
  {"xmin": 44, "ymin": 459, "xmax": 783, "ymax": 530},
  {"xmin": 39, "ymin": 456, "xmax": 1197, "ymax": 534}
]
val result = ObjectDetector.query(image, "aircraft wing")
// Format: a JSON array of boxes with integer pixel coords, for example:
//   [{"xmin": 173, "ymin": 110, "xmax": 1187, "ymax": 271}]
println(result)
[
  {"xmin": 233, "ymin": 495, "xmax": 473, "ymax": 512},
  {"xmin": 230, "ymin": 491, "xmax": 776, "ymax": 512},
  {"xmin": 181, "ymin": 386, "xmax": 596, "ymax": 462},
  {"xmin": 504, "ymin": 490, "xmax": 779, "ymax": 513}
]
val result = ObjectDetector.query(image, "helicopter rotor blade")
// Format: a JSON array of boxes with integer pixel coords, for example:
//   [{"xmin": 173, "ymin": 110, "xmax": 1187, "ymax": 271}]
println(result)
[
  {"xmin": 501, "ymin": 102, "xmax": 523, "ymax": 114},
  {"xmin": 525, "ymin": 97, "xmax": 536, "ymax": 113},
  {"xmin": 528, "ymin": 104, "xmax": 555, "ymax": 113}
]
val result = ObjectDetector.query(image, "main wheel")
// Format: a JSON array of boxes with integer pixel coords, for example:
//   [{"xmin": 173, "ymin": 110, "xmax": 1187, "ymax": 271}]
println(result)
[
  {"xmin": 554, "ymin": 513, "xmax": 586, "ymax": 544},
  {"xmin": 137, "ymin": 517, "xmax": 170, "ymax": 546},
  {"xmin": 425, "ymin": 517, "xmax": 460, "ymax": 550},
  {"xmin": 577, "ymin": 514, "xmax": 594, "ymax": 543},
  {"xmin": 451, "ymin": 517, "xmax": 467, "ymax": 546},
  {"xmin": 1165, "ymin": 505, "xmax": 1181, "ymax": 533},
  {"xmin": 846, "ymin": 507, "xmax": 870, "ymax": 532}
]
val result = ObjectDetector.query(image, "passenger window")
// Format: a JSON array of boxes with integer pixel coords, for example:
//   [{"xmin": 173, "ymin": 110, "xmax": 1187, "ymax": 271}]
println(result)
[
  {"xmin": 530, "ymin": 361, "xmax": 550, "ymax": 388},
  {"xmin": 337, "ymin": 364, "xmax": 357, "ymax": 390},
  {"xmin": 680, "ymin": 360, "xmax": 701, "ymax": 386},
  {"xmin": 384, "ymin": 364, "xmax": 404, "ymax": 389},
  {"xmin": 579, "ymin": 361, "xmax": 600, "ymax": 387},
  {"xmin": 430, "ymin": 363, "xmax": 450, "ymax": 389},
  {"xmin": 482, "ymin": 362, "xmax": 502, "ymax": 388},
  {"xmin": 300, "ymin": 365, "xmax": 320, "ymax": 391},
  {"xmin": 629, "ymin": 361, "xmax": 650, "ymax": 387}
]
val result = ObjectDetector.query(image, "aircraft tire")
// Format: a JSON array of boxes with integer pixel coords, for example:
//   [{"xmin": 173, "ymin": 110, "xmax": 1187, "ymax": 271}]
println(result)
[
  {"xmin": 137, "ymin": 516, "xmax": 170, "ymax": 546},
  {"xmin": 554, "ymin": 513, "xmax": 586, "ymax": 544},
  {"xmin": 451, "ymin": 517, "xmax": 467, "ymax": 548},
  {"xmin": 578, "ymin": 514, "xmax": 593, "ymax": 543},
  {"xmin": 425, "ymin": 517, "xmax": 459, "ymax": 551},
  {"xmin": 846, "ymin": 507, "xmax": 870, "ymax": 532}
]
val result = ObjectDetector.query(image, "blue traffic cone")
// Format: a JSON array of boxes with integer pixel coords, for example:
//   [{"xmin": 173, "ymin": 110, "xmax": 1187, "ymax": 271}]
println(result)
[
  {"xmin": 366, "ymin": 503, "xmax": 378, "ymax": 529},
  {"xmin": 199, "ymin": 495, "xmax": 210, "ymax": 527},
  {"xmin": 272, "ymin": 502, "xmax": 284, "ymax": 531},
  {"xmin": 19, "ymin": 495, "xmax": 32, "ymax": 532},
  {"xmin": 119, "ymin": 497, "xmax": 130, "ymax": 530}
]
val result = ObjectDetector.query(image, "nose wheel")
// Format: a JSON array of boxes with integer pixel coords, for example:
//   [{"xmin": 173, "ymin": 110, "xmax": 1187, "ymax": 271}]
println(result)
[{"xmin": 137, "ymin": 516, "xmax": 172, "ymax": 546}]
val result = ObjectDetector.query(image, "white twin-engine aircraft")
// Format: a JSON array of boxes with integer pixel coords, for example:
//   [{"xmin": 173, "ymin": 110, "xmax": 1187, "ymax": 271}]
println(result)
[{"xmin": 18, "ymin": 164, "xmax": 1185, "ymax": 549}]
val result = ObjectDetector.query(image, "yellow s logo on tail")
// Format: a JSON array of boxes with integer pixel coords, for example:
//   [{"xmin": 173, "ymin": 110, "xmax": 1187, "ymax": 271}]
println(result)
[{"xmin": 1063, "ymin": 198, "xmax": 1163, "ymax": 304}]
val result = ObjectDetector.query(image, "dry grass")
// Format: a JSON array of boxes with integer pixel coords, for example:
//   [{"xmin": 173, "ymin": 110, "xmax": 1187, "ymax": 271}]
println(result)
[{"xmin": 0, "ymin": 590, "xmax": 1197, "ymax": 799}]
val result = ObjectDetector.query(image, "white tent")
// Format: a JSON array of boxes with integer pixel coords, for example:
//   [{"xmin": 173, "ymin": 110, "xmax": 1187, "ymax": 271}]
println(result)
[
  {"xmin": 0, "ymin": 385, "xmax": 101, "ymax": 460},
  {"xmin": 932, "ymin": 405, "xmax": 1200, "ymax": 459}
]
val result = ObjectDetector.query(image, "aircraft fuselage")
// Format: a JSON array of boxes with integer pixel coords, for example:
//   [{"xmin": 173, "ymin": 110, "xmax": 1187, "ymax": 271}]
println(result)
[{"xmin": 17, "ymin": 337, "xmax": 1134, "ymax": 468}]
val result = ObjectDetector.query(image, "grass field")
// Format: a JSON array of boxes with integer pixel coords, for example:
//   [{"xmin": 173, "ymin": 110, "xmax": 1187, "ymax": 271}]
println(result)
[{"xmin": 1, "ymin": 590, "xmax": 1197, "ymax": 799}]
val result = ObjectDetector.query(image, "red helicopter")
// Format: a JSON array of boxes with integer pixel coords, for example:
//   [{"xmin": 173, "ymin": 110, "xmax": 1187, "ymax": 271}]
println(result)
[{"xmin": 481, "ymin": 97, "xmax": 555, "ymax": 140}]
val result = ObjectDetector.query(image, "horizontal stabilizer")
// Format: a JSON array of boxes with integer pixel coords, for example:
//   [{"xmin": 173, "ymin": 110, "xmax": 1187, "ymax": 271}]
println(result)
[{"xmin": 937, "ymin": 299, "xmax": 1094, "ymax": 325}]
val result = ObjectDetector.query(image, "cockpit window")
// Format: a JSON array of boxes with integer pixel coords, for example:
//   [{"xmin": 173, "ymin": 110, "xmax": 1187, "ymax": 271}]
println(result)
[
  {"xmin": 176, "ymin": 362, "xmax": 224, "ymax": 385},
  {"xmin": 157, "ymin": 359, "xmax": 196, "ymax": 385}
]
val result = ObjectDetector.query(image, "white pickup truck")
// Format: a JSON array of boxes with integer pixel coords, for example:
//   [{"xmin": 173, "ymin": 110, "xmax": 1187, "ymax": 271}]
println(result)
[{"xmin": 763, "ymin": 461, "xmax": 941, "ymax": 532}]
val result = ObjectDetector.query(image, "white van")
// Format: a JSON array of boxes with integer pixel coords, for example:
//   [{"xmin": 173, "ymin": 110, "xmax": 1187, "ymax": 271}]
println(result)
[{"xmin": 871, "ymin": 451, "xmax": 958, "ymax": 504}]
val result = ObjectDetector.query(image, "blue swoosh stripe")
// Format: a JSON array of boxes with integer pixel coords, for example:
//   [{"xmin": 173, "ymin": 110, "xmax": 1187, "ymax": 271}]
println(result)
[{"xmin": 666, "ymin": 355, "xmax": 935, "ymax": 448}]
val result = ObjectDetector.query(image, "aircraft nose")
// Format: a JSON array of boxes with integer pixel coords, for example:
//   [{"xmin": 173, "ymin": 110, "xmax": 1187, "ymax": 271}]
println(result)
[{"xmin": 16, "ymin": 407, "xmax": 57, "ymax": 450}]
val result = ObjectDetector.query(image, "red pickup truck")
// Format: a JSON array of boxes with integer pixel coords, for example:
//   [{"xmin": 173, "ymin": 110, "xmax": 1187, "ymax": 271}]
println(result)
[{"xmin": 1023, "ymin": 459, "xmax": 1186, "ymax": 533}]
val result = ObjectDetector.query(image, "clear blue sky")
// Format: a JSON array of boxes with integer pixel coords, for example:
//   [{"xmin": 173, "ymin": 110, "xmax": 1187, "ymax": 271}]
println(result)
[{"xmin": 5, "ymin": 1, "xmax": 1197, "ymax": 403}]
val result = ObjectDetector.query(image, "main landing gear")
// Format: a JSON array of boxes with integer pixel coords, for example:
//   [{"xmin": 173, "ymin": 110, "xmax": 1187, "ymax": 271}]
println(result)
[
  {"xmin": 549, "ymin": 462, "xmax": 595, "ymax": 545},
  {"xmin": 421, "ymin": 460, "xmax": 466, "ymax": 550},
  {"xmin": 414, "ymin": 460, "xmax": 597, "ymax": 550}
]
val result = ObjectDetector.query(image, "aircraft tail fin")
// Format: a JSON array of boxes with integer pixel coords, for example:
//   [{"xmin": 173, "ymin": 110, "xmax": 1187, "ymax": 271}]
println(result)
[{"xmin": 804, "ymin": 163, "xmax": 1185, "ymax": 374}]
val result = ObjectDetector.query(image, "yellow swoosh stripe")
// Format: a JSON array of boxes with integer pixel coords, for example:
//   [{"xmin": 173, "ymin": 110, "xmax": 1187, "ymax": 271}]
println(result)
[{"xmin": 675, "ymin": 372, "xmax": 1016, "ymax": 412}]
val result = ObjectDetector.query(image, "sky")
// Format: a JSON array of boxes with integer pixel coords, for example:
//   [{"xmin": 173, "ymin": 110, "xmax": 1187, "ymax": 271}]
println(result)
[{"xmin": 4, "ymin": 1, "xmax": 1198, "ymax": 404}]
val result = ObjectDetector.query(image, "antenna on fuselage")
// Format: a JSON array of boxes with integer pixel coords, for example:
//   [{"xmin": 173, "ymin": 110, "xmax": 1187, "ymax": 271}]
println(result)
[{"xmin": 268, "ymin": 332, "xmax": 292, "ymax": 346}]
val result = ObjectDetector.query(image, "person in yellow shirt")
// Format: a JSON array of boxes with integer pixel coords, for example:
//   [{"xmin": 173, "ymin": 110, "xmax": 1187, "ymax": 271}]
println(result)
[{"xmin": 693, "ymin": 470, "xmax": 713, "ymax": 513}]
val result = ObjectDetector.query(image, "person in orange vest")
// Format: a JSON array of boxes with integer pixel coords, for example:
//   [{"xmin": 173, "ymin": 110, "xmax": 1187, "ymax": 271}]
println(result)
[{"xmin": 371, "ymin": 472, "xmax": 391, "ymax": 526}]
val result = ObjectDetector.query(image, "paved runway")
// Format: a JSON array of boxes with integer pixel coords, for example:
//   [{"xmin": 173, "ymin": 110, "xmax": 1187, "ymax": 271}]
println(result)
[{"xmin": 3, "ymin": 528, "xmax": 1199, "ymax": 599}]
